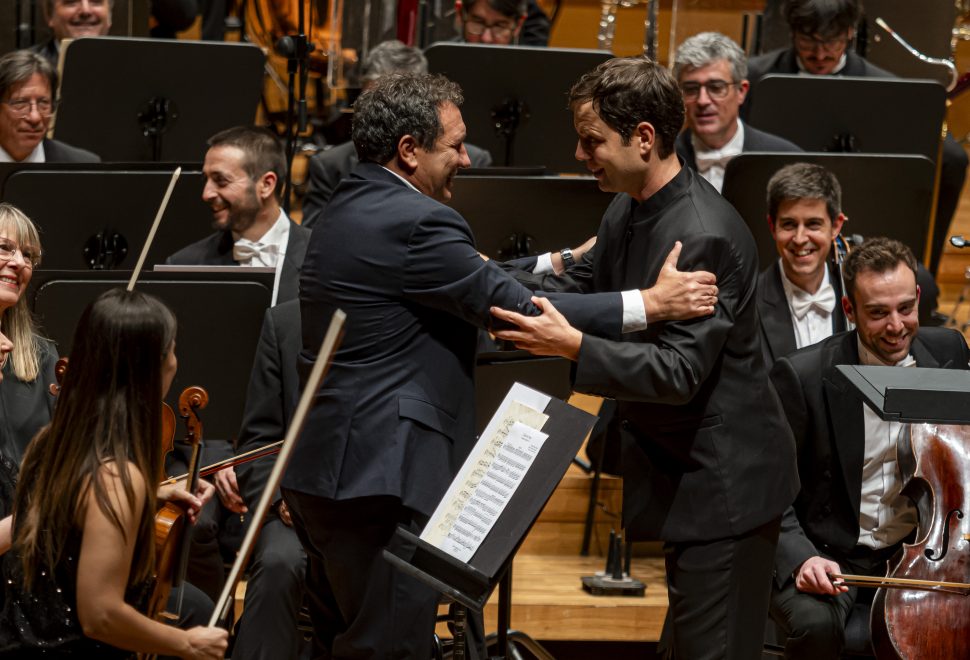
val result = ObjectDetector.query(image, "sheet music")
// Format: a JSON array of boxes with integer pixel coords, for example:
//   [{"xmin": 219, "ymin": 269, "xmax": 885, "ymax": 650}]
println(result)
[{"xmin": 422, "ymin": 384, "xmax": 550, "ymax": 561}]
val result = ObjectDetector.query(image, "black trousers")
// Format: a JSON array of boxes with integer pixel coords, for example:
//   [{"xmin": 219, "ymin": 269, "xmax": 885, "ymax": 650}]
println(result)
[
  {"xmin": 769, "ymin": 543, "xmax": 896, "ymax": 660},
  {"xmin": 232, "ymin": 515, "xmax": 308, "ymax": 660},
  {"xmin": 282, "ymin": 491, "xmax": 440, "ymax": 660},
  {"xmin": 661, "ymin": 515, "xmax": 781, "ymax": 660}
]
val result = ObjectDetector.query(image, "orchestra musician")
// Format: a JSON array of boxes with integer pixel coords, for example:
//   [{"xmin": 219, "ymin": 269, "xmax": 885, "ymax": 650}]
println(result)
[
  {"xmin": 490, "ymin": 56, "xmax": 799, "ymax": 658},
  {"xmin": 287, "ymin": 71, "xmax": 717, "ymax": 658},
  {"xmin": 673, "ymin": 31, "xmax": 800, "ymax": 193},
  {"xmin": 457, "ymin": 0, "xmax": 551, "ymax": 47},
  {"xmin": 166, "ymin": 126, "xmax": 310, "ymax": 307},
  {"xmin": 767, "ymin": 237, "xmax": 970, "ymax": 658},
  {"xmin": 0, "ymin": 288, "xmax": 226, "ymax": 659},
  {"xmin": 0, "ymin": 51, "xmax": 100, "ymax": 164},
  {"xmin": 31, "ymin": 0, "xmax": 113, "ymax": 67},
  {"xmin": 744, "ymin": 0, "xmax": 968, "ymax": 276}
]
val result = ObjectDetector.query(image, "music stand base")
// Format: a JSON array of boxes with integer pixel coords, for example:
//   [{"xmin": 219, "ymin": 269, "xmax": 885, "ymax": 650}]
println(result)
[{"xmin": 581, "ymin": 574, "xmax": 646, "ymax": 597}]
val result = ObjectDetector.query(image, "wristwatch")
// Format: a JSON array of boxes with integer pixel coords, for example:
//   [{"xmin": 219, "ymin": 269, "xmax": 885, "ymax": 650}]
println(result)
[{"xmin": 559, "ymin": 247, "xmax": 575, "ymax": 269}]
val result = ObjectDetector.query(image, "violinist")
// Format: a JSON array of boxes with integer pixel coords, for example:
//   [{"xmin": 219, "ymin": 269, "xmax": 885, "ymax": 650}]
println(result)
[
  {"xmin": 767, "ymin": 237, "xmax": 970, "ymax": 659},
  {"xmin": 0, "ymin": 288, "xmax": 227, "ymax": 659}
]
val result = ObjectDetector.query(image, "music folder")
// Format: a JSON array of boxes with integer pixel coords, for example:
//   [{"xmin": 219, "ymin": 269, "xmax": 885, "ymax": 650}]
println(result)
[{"xmin": 834, "ymin": 365, "xmax": 970, "ymax": 424}]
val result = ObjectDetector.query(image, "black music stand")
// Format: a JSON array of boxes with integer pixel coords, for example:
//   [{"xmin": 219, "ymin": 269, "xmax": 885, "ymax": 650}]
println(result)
[
  {"xmin": 721, "ymin": 152, "xmax": 935, "ymax": 269},
  {"xmin": 53, "ymin": 37, "xmax": 264, "ymax": 162},
  {"xmin": 384, "ymin": 385, "xmax": 597, "ymax": 659},
  {"xmin": 834, "ymin": 365, "xmax": 970, "ymax": 425},
  {"xmin": 27, "ymin": 268, "xmax": 275, "ymax": 442},
  {"xmin": 745, "ymin": 75, "xmax": 946, "ymax": 160},
  {"xmin": 424, "ymin": 44, "xmax": 611, "ymax": 174},
  {"xmin": 449, "ymin": 175, "xmax": 611, "ymax": 260},
  {"xmin": 1, "ymin": 165, "xmax": 212, "ymax": 270}
]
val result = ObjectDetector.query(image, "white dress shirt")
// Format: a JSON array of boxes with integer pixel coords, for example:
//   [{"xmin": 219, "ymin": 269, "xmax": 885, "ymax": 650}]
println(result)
[
  {"xmin": 233, "ymin": 209, "xmax": 290, "ymax": 305},
  {"xmin": 0, "ymin": 142, "xmax": 45, "ymax": 163},
  {"xmin": 780, "ymin": 263, "xmax": 837, "ymax": 349},
  {"xmin": 691, "ymin": 119, "xmax": 744, "ymax": 193},
  {"xmin": 856, "ymin": 339, "xmax": 918, "ymax": 549}
]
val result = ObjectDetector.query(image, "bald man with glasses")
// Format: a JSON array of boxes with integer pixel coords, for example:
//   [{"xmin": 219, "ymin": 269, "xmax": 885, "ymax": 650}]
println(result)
[{"xmin": 0, "ymin": 50, "xmax": 99, "ymax": 164}]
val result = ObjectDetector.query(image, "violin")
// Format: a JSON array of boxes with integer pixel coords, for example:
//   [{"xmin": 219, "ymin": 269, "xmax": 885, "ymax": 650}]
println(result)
[
  {"xmin": 830, "ymin": 424, "xmax": 970, "ymax": 658},
  {"xmin": 145, "ymin": 386, "xmax": 210, "ymax": 630}
]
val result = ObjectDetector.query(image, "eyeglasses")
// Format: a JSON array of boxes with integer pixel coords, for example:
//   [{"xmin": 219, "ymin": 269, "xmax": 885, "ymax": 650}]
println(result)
[
  {"xmin": 464, "ymin": 17, "xmax": 515, "ymax": 39},
  {"xmin": 2, "ymin": 98, "xmax": 57, "ymax": 118},
  {"xmin": 794, "ymin": 32, "xmax": 849, "ymax": 52},
  {"xmin": 0, "ymin": 239, "xmax": 41, "ymax": 269},
  {"xmin": 680, "ymin": 80, "xmax": 737, "ymax": 101}
]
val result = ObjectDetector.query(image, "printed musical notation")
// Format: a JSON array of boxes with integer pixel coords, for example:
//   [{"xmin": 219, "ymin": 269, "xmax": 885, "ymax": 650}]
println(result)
[{"xmin": 421, "ymin": 385, "xmax": 550, "ymax": 562}]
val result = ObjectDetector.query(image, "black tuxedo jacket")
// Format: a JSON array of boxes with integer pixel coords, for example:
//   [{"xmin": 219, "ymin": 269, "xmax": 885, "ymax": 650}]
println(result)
[
  {"xmin": 43, "ymin": 138, "xmax": 100, "ymax": 164},
  {"xmin": 235, "ymin": 299, "xmax": 300, "ymax": 508},
  {"xmin": 769, "ymin": 327, "xmax": 970, "ymax": 582},
  {"xmin": 288, "ymin": 162, "xmax": 622, "ymax": 516},
  {"xmin": 674, "ymin": 122, "xmax": 801, "ymax": 169},
  {"xmin": 510, "ymin": 166, "xmax": 799, "ymax": 542},
  {"xmin": 301, "ymin": 141, "xmax": 493, "ymax": 228},
  {"xmin": 164, "ymin": 218, "xmax": 310, "ymax": 304},
  {"xmin": 757, "ymin": 261, "xmax": 847, "ymax": 366}
]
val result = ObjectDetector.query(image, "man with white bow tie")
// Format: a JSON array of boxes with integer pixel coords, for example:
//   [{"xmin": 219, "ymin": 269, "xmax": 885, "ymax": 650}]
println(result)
[
  {"xmin": 672, "ymin": 32, "xmax": 800, "ymax": 192},
  {"xmin": 166, "ymin": 125, "xmax": 310, "ymax": 306},
  {"xmin": 767, "ymin": 237, "xmax": 970, "ymax": 658},
  {"xmin": 757, "ymin": 162, "xmax": 848, "ymax": 366}
]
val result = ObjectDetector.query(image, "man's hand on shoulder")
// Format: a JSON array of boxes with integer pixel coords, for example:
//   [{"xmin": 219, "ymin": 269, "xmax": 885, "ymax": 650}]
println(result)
[
  {"xmin": 641, "ymin": 242, "xmax": 718, "ymax": 322},
  {"xmin": 490, "ymin": 296, "xmax": 583, "ymax": 361},
  {"xmin": 795, "ymin": 556, "xmax": 848, "ymax": 596}
]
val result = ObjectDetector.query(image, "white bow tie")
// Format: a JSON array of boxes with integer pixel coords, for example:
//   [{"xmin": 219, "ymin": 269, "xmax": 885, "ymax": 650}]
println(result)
[
  {"xmin": 233, "ymin": 239, "xmax": 279, "ymax": 266},
  {"xmin": 790, "ymin": 282, "xmax": 836, "ymax": 320},
  {"xmin": 694, "ymin": 154, "xmax": 734, "ymax": 173}
]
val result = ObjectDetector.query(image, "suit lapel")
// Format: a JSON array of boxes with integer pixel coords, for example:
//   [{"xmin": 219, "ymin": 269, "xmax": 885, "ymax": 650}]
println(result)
[
  {"xmin": 911, "ymin": 335, "xmax": 943, "ymax": 368},
  {"xmin": 760, "ymin": 263, "xmax": 797, "ymax": 362},
  {"xmin": 822, "ymin": 332, "xmax": 865, "ymax": 515}
]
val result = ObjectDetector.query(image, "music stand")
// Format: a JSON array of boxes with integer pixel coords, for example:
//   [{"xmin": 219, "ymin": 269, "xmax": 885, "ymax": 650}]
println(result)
[
  {"xmin": 449, "ymin": 175, "xmax": 611, "ymax": 260},
  {"xmin": 834, "ymin": 365, "xmax": 970, "ymax": 425},
  {"xmin": 424, "ymin": 44, "xmax": 611, "ymax": 174},
  {"xmin": 745, "ymin": 75, "xmax": 946, "ymax": 160},
  {"xmin": 721, "ymin": 152, "xmax": 935, "ymax": 269},
  {"xmin": 27, "ymin": 268, "xmax": 275, "ymax": 442},
  {"xmin": 53, "ymin": 37, "xmax": 265, "ymax": 162},
  {"xmin": 1, "ymin": 165, "xmax": 213, "ymax": 270},
  {"xmin": 385, "ymin": 384, "xmax": 597, "ymax": 659}
]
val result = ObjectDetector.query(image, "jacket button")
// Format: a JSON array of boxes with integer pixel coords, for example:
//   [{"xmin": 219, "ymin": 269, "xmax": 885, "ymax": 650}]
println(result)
[
  {"xmin": 620, "ymin": 419, "xmax": 631, "ymax": 430},
  {"xmin": 822, "ymin": 469, "xmax": 832, "ymax": 479}
]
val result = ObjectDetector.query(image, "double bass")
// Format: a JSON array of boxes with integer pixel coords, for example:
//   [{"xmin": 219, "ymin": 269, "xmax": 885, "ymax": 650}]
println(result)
[{"xmin": 832, "ymin": 423, "xmax": 970, "ymax": 658}]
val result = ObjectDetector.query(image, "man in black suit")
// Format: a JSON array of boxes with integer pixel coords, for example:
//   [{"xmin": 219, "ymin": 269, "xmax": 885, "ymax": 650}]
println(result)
[
  {"xmin": 768, "ymin": 237, "xmax": 970, "ymax": 658},
  {"xmin": 457, "ymin": 0, "xmax": 549, "ymax": 47},
  {"xmin": 0, "ymin": 50, "xmax": 99, "ymax": 164},
  {"xmin": 166, "ymin": 126, "xmax": 309, "ymax": 306},
  {"xmin": 744, "ymin": 0, "xmax": 967, "ymax": 276},
  {"xmin": 492, "ymin": 57, "xmax": 799, "ymax": 658},
  {"xmin": 286, "ymin": 71, "xmax": 718, "ymax": 658},
  {"xmin": 214, "ymin": 299, "xmax": 307, "ymax": 660},
  {"xmin": 673, "ymin": 31, "xmax": 800, "ymax": 192},
  {"xmin": 302, "ymin": 40, "xmax": 492, "ymax": 228},
  {"xmin": 31, "ymin": 0, "xmax": 113, "ymax": 67},
  {"xmin": 758, "ymin": 163, "xmax": 847, "ymax": 366}
]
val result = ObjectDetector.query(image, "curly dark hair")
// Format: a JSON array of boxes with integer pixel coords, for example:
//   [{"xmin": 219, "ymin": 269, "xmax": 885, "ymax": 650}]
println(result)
[
  {"xmin": 842, "ymin": 237, "xmax": 917, "ymax": 305},
  {"xmin": 568, "ymin": 57, "xmax": 684, "ymax": 159},
  {"xmin": 352, "ymin": 73, "xmax": 464, "ymax": 165},
  {"xmin": 784, "ymin": 0, "xmax": 861, "ymax": 39}
]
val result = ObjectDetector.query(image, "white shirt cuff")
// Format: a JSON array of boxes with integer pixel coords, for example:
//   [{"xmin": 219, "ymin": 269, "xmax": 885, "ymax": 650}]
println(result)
[
  {"xmin": 621, "ymin": 289, "xmax": 648, "ymax": 333},
  {"xmin": 533, "ymin": 252, "xmax": 554, "ymax": 274}
]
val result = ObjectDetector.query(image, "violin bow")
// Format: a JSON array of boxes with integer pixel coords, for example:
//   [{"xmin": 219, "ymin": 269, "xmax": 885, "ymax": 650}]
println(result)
[
  {"xmin": 127, "ymin": 166, "xmax": 181, "ymax": 291},
  {"xmin": 208, "ymin": 308, "xmax": 347, "ymax": 627},
  {"xmin": 160, "ymin": 440, "xmax": 283, "ymax": 486}
]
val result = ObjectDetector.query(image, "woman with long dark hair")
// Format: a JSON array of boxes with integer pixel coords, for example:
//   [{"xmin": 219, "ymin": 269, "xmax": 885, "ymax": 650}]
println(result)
[{"xmin": 0, "ymin": 288, "xmax": 227, "ymax": 658}]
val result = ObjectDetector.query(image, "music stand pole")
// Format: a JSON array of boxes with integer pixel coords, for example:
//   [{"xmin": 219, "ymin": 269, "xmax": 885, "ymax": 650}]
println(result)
[{"xmin": 278, "ymin": 0, "xmax": 313, "ymax": 214}]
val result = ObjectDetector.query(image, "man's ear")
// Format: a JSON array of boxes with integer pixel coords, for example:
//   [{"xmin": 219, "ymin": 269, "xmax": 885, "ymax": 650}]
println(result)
[
  {"xmin": 737, "ymin": 78, "xmax": 750, "ymax": 105},
  {"xmin": 396, "ymin": 135, "xmax": 419, "ymax": 173},
  {"xmin": 257, "ymin": 171, "xmax": 277, "ymax": 201},
  {"xmin": 766, "ymin": 214, "xmax": 776, "ymax": 237},
  {"xmin": 635, "ymin": 121, "xmax": 656, "ymax": 157},
  {"xmin": 842, "ymin": 295, "xmax": 855, "ymax": 324}
]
